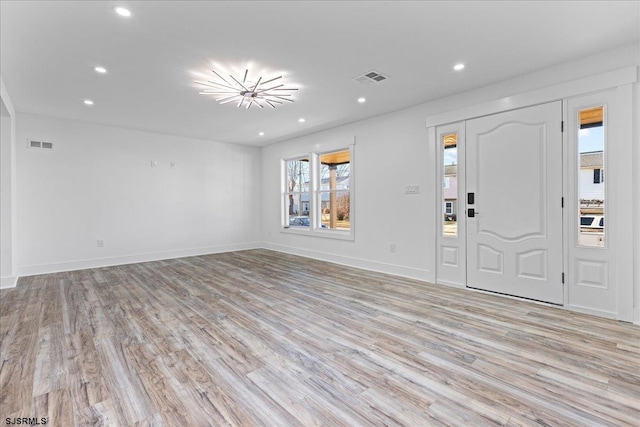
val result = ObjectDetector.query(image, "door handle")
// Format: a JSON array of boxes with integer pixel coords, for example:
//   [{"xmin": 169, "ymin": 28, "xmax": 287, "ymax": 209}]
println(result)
[{"xmin": 468, "ymin": 208, "xmax": 478, "ymax": 218}]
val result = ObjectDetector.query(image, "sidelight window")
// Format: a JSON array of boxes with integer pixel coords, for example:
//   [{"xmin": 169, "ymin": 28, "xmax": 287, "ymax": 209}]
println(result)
[
  {"xmin": 577, "ymin": 106, "xmax": 605, "ymax": 247},
  {"xmin": 442, "ymin": 132, "xmax": 458, "ymax": 236}
]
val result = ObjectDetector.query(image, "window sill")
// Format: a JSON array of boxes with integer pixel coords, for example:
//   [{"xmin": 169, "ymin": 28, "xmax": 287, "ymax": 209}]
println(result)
[{"xmin": 281, "ymin": 227, "xmax": 354, "ymax": 241}]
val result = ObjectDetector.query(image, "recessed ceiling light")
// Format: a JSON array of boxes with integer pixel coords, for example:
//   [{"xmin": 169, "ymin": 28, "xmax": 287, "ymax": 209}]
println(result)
[
  {"xmin": 298, "ymin": 118, "xmax": 306, "ymax": 123},
  {"xmin": 94, "ymin": 66, "xmax": 107, "ymax": 74},
  {"xmin": 454, "ymin": 63, "xmax": 465, "ymax": 71},
  {"xmin": 114, "ymin": 7, "xmax": 131, "ymax": 17},
  {"xmin": 358, "ymin": 97, "xmax": 366, "ymax": 103},
  {"xmin": 83, "ymin": 99, "xmax": 94, "ymax": 105},
  {"xmin": 258, "ymin": 132, "xmax": 265, "ymax": 136}
]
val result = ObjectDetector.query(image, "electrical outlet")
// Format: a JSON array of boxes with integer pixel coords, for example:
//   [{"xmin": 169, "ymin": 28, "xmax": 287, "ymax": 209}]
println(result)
[
  {"xmin": 97, "ymin": 239, "xmax": 104, "ymax": 248},
  {"xmin": 389, "ymin": 243, "xmax": 396, "ymax": 253}
]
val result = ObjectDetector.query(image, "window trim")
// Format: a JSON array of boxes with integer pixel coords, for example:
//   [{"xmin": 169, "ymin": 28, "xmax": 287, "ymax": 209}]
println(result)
[{"xmin": 281, "ymin": 144, "xmax": 354, "ymax": 241}]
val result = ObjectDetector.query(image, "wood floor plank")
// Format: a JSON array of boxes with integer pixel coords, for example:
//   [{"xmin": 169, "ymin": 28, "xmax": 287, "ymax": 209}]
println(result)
[
  {"xmin": 1, "ymin": 249, "xmax": 639, "ymax": 426},
  {"xmin": 93, "ymin": 337, "xmax": 157, "ymax": 425},
  {"xmin": 75, "ymin": 397, "xmax": 118, "ymax": 426}
]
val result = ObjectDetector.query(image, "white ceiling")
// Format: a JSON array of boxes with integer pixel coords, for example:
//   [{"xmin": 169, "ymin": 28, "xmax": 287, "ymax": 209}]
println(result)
[{"xmin": 1, "ymin": 1, "xmax": 638, "ymax": 147}]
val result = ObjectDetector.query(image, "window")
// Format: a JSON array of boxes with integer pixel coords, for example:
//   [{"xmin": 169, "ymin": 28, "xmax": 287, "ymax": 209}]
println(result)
[
  {"xmin": 442, "ymin": 132, "xmax": 458, "ymax": 237},
  {"xmin": 318, "ymin": 149, "xmax": 351, "ymax": 231},
  {"xmin": 283, "ymin": 157, "xmax": 310, "ymax": 228},
  {"xmin": 282, "ymin": 145, "xmax": 354, "ymax": 239},
  {"xmin": 577, "ymin": 106, "xmax": 605, "ymax": 247},
  {"xmin": 593, "ymin": 168, "xmax": 604, "ymax": 184},
  {"xmin": 580, "ymin": 216, "xmax": 595, "ymax": 226},
  {"xmin": 445, "ymin": 201, "xmax": 453, "ymax": 214}
]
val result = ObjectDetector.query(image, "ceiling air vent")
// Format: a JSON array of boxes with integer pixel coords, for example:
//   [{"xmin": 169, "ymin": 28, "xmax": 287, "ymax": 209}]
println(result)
[
  {"xmin": 28, "ymin": 139, "xmax": 54, "ymax": 150},
  {"xmin": 353, "ymin": 70, "xmax": 389, "ymax": 85}
]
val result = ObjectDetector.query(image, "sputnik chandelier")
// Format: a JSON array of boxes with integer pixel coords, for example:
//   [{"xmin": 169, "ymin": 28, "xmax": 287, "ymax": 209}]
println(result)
[{"xmin": 196, "ymin": 69, "xmax": 298, "ymax": 109}]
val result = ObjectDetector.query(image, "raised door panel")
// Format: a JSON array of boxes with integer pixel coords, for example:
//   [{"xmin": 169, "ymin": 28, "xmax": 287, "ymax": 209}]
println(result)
[{"xmin": 475, "ymin": 122, "xmax": 547, "ymax": 242}]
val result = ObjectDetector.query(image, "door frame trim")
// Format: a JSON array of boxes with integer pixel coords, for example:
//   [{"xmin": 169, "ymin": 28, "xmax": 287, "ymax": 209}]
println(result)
[
  {"xmin": 426, "ymin": 66, "xmax": 636, "ymax": 128},
  {"xmin": 427, "ymin": 67, "xmax": 637, "ymax": 321}
]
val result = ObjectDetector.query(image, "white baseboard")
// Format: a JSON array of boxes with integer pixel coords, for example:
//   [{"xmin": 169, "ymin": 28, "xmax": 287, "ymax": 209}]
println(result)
[
  {"xmin": 262, "ymin": 242, "xmax": 433, "ymax": 283},
  {"xmin": 1, "ymin": 276, "xmax": 18, "ymax": 289},
  {"xmin": 634, "ymin": 308, "xmax": 640, "ymax": 325},
  {"xmin": 17, "ymin": 242, "xmax": 262, "ymax": 277}
]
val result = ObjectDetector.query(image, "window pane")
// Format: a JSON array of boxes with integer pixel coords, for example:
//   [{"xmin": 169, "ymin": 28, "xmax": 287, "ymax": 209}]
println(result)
[
  {"xmin": 578, "ymin": 106, "xmax": 604, "ymax": 247},
  {"xmin": 442, "ymin": 133, "xmax": 458, "ymax": 237},
  {"xmin": 286, "ymin": 158, "xmax": 310, "ymax": 193},
  {"xmin": 285, "ymin": 192, "xmax": 310, "ymax": 228},
  {"xmin": 318, "ymin": 190, "xmax": 350, "ymax": 230},
  {"xmin": 580, "ymin": 216, "xmax": 595, "ymax": 226},
  {"xmin": 284, "ymin": 157, "xmax": 310, "ymax": 228},
  {"xmin": 319, "ymin": 149, "xmax": 351, "ymax": 231},
  {"xmin": 320, "ymin": 150, "xmax": 350, "ymax": 189}
]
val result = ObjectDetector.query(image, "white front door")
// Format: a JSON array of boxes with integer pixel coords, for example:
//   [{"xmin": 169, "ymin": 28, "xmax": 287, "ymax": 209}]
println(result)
[{"xmin": 466, "ymin": 102, "xmax": 563, "ymax": 304}]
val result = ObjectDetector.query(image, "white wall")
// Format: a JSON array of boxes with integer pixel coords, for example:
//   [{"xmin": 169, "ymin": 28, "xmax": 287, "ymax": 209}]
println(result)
[
  {"xmin": 262, "ymin": 108, "xmax": 437, "ymax": 282},
  {"xmin": 15, "ymin": 114, "xmax": 261, "ymax": 275},
  {"xmin": 1, "ymin": 76, "xmax": 17, "ymax": 288},
  {"xmin": 1, "ymin": 115, "xmax": 12, "ymax": 281},
  {"xmin": 261, "ymin": 43, "xmax": 638, "ymax": 314}
]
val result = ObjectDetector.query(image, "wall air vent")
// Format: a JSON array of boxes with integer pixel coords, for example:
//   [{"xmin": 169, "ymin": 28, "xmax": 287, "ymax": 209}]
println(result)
[
  {"xmin": 353, "ymin": 70, "xmax": 389, "ymax": 85},
  {"xmin": 28, "ymin": 139, "xmax": 54, "ymax": 150}
]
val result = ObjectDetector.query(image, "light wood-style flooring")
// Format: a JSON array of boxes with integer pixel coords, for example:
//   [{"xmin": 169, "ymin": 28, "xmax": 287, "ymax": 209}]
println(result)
[{"xmin": 1, "ymin": 249, "xmax": 639, "ymax": 426}]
